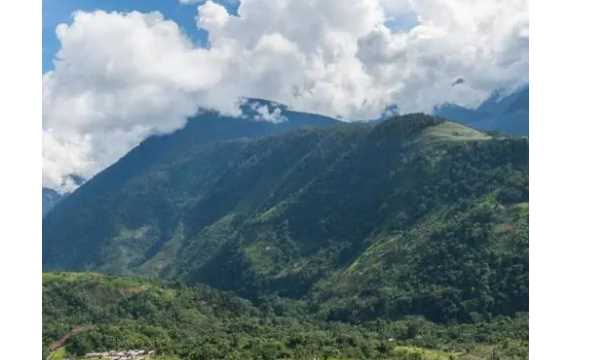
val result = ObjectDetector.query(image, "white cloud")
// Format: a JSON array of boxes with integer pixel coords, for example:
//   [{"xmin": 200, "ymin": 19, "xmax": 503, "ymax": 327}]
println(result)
[
  {"xmin": 180, "ymin": 0, "xmax": 240, "ymax": 6},
  {"xmin": 43, "ymin": 10, "xmax": 233, "ymax": 191},
  {"xmin": 243, "ymin": 100, "xmax": 288, "ymax": 123},
  {"xmin": 43, "ymin": 0, "xmax": 528, "ymax": 191},
  {"xmin": 196, "ymin": 0, "xmax": 229, "ymax": 30}
]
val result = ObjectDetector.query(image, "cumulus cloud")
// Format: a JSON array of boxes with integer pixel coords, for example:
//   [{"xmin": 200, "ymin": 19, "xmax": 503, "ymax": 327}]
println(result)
[
  {"xmin": 243, "ymin": 100, "xmax": 288, "ymax": 123},
  {"xmin": 43, "ymin": 10, "xmax": 234, "ymax": 191},
  {"xmin": 180, "ymin": 0, "xmax": 239, "ymax": 6},
  {"xmin": 43, "ymin": 0, "xmax": 528, "ymax": 191}
]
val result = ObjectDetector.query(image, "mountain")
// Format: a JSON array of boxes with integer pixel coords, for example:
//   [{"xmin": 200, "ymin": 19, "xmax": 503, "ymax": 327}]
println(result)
[
  {"xmin": 42, "ymin": 187, "xmax": 64, "ymax": 217},
  {"xmin": 43, "ymin": 113, "xmax": 528, "ymax": 324},
  {"xmin": 43, "ymin": 175, "xmax": 85, "ymax": 217},
  {"xmin": 433, "ymin": 86, "xmax": 529, "ymax": 135},
  {"xmin": 41, "ymin": 104, "xmax": 338, "ymax": 217}
]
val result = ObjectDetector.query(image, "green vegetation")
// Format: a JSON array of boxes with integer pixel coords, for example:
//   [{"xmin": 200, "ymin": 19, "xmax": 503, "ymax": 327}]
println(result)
[
  {"xmin": 44, "ymin": 272, "xmax": 528, "ymax": 359},
  {"xmin": 43, "ymin": 114, "xmax": 528, "ymax": 358},
  {"xmin": 47, "ymin": 347, "xmax": 67, "ymax": 360},
  {"xmin": 44, "ymin": 115, "xmax": 527, "ymax": 322}
]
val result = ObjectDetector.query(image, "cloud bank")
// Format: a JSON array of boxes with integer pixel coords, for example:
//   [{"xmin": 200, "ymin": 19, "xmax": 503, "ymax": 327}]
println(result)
[{"xmin": 43, "ymin": 0, "xmax": 528, "ymax": 191}]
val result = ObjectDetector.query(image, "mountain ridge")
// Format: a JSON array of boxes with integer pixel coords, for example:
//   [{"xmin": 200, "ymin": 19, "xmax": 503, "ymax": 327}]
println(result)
[
  {"xmin": 44, "ymin": 113, "xmax": 528, "ymax": 323},
  {"xmin": 433, "ymin": 86, "xmax": 529, "ymax": 135},
  {"xmin": 43, "ymin": 187, "xmax": 64, "ymax": 217}
]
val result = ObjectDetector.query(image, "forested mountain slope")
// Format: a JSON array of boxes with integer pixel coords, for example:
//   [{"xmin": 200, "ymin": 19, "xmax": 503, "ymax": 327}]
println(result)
[{"xmin": 43, "ymin": 114, "xmax": 528, "ymax": 323}]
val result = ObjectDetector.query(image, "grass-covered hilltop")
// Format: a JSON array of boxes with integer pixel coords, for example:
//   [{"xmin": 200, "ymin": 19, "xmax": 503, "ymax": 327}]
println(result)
[{"xmin": 43, "ymin": 113, "xmax": 528, "ymax": 359}]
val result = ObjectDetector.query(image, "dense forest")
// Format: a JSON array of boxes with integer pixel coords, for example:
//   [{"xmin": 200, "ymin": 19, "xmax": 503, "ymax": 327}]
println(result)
[
  {"xmin": 43, "ymin": 114, "xmax": 528, "ymax": 359},
  {"xmin": 44, "ymin": 273, "xmax": 528, "ymax": 360}
]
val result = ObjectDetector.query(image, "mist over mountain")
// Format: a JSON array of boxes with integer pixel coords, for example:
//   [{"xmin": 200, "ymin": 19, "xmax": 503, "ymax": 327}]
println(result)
[
  {"xmin": 42, "ymin": 175, "xmax": 85, "ymax": 217},
  {"xmin": 42, "ymin": 188, "xmax": 63, "ymax": 217},
  {"xmin": 433, "ymin": 86, "xmax": 529, "ymax": 135}
]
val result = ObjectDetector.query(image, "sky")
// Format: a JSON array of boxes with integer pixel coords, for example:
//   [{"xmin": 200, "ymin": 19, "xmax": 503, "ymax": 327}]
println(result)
[
  {"xmin": 43, "ymin": 0, "xmax": 241, "ymax": 71},
  {"xmin": 43, "ymin": 0, "xmax": 529, "ymax": 192}
]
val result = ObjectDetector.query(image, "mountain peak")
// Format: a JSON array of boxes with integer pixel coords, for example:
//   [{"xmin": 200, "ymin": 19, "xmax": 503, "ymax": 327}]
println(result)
[
  {"xmin": 372, "ymin": 113, "xmax": 445, "ymax": 138},
  {"xmin": 433, "ymin": 85, "xmax": 529, "ymax": 135}
]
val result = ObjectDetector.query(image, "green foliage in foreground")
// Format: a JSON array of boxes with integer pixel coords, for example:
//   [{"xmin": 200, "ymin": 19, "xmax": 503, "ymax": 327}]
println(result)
[{"xmin": 44, "ymin": 272, "xmax": 528, "ymax": 360}]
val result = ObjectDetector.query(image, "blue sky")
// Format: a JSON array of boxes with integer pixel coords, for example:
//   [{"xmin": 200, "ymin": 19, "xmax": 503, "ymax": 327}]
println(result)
[
  {"xmin": 43, "ymin": 0, "xmax": 239, "ymax": 72},
  {"xmin": 42, "ymin": 0, "xmax": 528, "ymax": 191}
]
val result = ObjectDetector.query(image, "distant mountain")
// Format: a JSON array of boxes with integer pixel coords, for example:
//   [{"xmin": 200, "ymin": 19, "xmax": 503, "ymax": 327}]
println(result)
[
  {"xmin": 44, "ymin": 113, "xmax": 528, "ymax": 323},
  {"xmin": 43, "ymin": 176, "xmax": 85, "ymax": 217},
  {"xmin": 434, "ymin": 86, "xmax": 529, "ymax": 135},
  {"xmin": 42, "ymin": 188, "xmax": 64, "ymax": 217}
]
